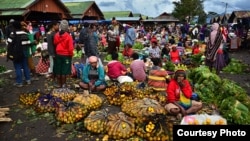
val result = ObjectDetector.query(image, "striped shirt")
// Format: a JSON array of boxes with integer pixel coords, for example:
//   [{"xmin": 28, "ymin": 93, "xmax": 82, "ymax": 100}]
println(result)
[{"xmin": 148, "ymin": 67, "xmax": 169, "ymax": 91}]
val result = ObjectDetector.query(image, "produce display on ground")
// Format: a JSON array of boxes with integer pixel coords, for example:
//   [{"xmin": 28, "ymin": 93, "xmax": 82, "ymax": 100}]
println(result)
[{"xmin": 1, "ymin": 46, "xmax": 250, "ymax": 141}]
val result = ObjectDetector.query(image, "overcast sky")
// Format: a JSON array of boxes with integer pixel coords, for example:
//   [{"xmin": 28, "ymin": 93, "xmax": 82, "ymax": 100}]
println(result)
[{"xmin": 62, "ymin": 0, "xmax": 250, "ymax": 17}]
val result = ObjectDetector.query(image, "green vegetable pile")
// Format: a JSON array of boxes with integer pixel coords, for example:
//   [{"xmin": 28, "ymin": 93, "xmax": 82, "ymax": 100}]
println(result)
[
  {"xmin": 222, "ymin": 58, "xmax": 248, "ymax": 74},
  {"xmin": 133, "ymin": 42, "xmax": 144, "ymax": 50},
  {"xmin": 163, "ymin": 61, "xmax": 175, "ymax": 72},
  {"xmin": 188, "ymin": 65, "xmax": 250, "ymax": 124},
  {"xmin": 104, "ymin": 53, "xmax": 124, "ymax": 62},
  {"xmin": 73, "ymin": 50, "xmax": 82, "ymax": 59}
]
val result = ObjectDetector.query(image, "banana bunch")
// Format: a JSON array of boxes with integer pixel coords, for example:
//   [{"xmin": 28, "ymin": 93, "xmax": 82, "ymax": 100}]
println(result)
[
  {"xmin": 56, "ymin": 102, "xmax": 88, "ymax": 124},
  {"xmin": 174, "ymin": 64, "xmax": 188, "ymax": 71},
  {"xmin": 106, "ymin": 112, "xmax": 135, "ymax": 140},
  {"xmin": 84, "ymin": 109, "xmax": 108, "ymax": 133},
  {"xmin": 19, "ymin": 91, "xmax": 41, "ymax": 106},
  {"xmin": 34, "ymin": 94, "xmax": 63, "ymax": 113},
  {"xmin": 52, "ymin": 88, "xmax": 76, "ymax": 102},
  {"xmin": 73, "ymin": 93, "xmax": 103, "ymax": 110}
]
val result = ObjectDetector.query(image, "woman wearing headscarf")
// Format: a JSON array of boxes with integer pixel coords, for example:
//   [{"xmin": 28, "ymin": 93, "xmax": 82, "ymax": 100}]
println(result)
[
  {"xmin": 79, "ymin": 56, "xmax": 106, "ymax": 92},
  {"xmin": 205, "ymin": 23, "xmax": 226, "ymax": 74}
]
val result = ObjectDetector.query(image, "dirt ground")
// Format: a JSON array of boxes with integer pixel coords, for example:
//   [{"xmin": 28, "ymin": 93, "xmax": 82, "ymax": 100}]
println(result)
[{"xmin": 0, "ymin": 44, "xmax": 250, "ymax": 141}]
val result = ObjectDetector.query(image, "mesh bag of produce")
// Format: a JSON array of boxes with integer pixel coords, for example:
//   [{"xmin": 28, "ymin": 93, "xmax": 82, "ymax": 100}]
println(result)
[
  {"xmin": 84, "ymin": 109, "xmax": 109, "ymax": 134},
  {"xmin": 136, "ymin": 114, "xmax": 173, "ymax": 141},
  {"xmin": 55, "ymin": 101, "xmax": 88, "ymax": 124},
  {"xmin": 106, "ymin": 112, "xmax": 135, "ymax": 140},
  {"xmin": 52, "ymin": 88, "xmax": 76, "ymax": 102},
  {"xmin": 34, "ymin": 93, "xmax": 63, "ymax": 113},
  {"xmin": 19, "ymin": 90, "xmax": 41, "ymax": 106},
  {"xmin": 121, "ymin": 98, "xmax": 166, "ymax": 120},
  {"xmin": 104, "ymin": 83, "xmax": 136, "ymax": 106},
  {"xmin": 73, "ymin": 90, "xmax": 103, "ymax": 110}
]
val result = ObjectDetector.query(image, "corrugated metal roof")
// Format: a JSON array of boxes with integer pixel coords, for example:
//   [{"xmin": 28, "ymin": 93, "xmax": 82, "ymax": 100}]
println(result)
[
  {"xmin": 64, "ymin": 1, "xmax": 94, "ymax": 15},
  {"xmin": 0, "ymin": 10, "xmax": 26, "ymax": 16},
  {"xmin": 143, "ymin": 19, "xmax": 179, "ymax": 22},
  {"xmin": 103, "ymin": 11, "xmax": 132, "ymax": 19},
  {"xmin": 0, "ymin": 0, "xmax": 34, "ymax": 9},
  {"xmin": 112, "ymin": 17, "xmax": 141, "ymax": 21}
]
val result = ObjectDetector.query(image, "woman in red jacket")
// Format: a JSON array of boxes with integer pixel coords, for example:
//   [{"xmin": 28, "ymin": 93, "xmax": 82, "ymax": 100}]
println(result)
[
  {"xmin": 165, "ymin": 70, "xmax": 202, "ymax": 119},
  {"xmin": 53, "ymin": 20, "xmax": 74, "ymax": 88}
]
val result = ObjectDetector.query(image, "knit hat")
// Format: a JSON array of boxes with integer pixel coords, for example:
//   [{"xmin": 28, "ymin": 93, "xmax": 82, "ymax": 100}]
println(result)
[
  {"xmin": 88, "ymin": 56, "xmax": 98, "ymax": 63},
  {"xmin": 59, "ymin": 20, "xmax": 69, "ymax": 31},
  {"xmin": 174, "ymin": 70, "xmax": 186, "ymax": 79}
]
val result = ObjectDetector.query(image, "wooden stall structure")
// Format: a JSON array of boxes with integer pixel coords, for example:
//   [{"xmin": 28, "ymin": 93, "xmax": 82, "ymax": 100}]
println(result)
[{"xmin": 0, "ymin": 0, "xmax": 71, "ymax": 22}]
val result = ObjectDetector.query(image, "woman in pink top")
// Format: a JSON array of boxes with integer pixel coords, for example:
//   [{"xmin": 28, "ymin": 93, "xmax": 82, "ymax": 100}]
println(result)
[{"xmin": 130, "ymin": 52, "xmax": 147, "ymax": 82}]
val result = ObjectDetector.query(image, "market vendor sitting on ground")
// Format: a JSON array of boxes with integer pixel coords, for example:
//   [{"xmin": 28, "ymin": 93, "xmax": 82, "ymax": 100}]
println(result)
[
  {"xmin": 122, "ymin": 43, "xmax": 134, "ymax": 58},
  {"xmin": 107, "ymin": 52, "xmax": 127, "ymax": 79},
  {"xmin": 79, "ymin": 56, "xmax": 106, "ymax": 92},
  {"xmin": 148, "ymin": 58, "xmax": 170, "ymax": 92},
  {"xmin": 165, "ymin": 70, "xmax": 203, "ymax": 119},
  {"xmin": 106, "ymin": 52, "xmax": 133, "ymax": 83}
]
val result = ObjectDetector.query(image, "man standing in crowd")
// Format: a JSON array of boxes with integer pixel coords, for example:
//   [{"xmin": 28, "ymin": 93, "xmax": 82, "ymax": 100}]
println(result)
[
  {"xmin": 124, "ymin": 23, "xmax": 136, "ymax": 46},
  {"xmin": 47, "ymin": 21, "xmax": 59, "ymax": 79},
  {"xmin": 7, "ymin": 21, "xmax": 31, "ymax": 87}
]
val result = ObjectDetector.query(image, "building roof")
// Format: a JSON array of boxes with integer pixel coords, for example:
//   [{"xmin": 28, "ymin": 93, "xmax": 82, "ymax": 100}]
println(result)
[
  {"xmin": 0, "ymin": 0, "xmax": 71, "ymax": 19},
  {"xmin": 103, "ymin": 11, "xmax": 133, "ymax": 20},
  {"xmin": 0, "ymin": 0, "xmax": 33, "ymax": 9},
  {"xmin": 64, "ymin": 1, "xmax": 104, "ymax": 19},
  {"xmin": 232, "ymin": 11, "xmax": 250, "ymax": 18},
  {"xmin": 114, "ymin": 17, "xmax": 142, "ymax": 21},
  {"xmin": 64, "ymin": 1, "xmax": 94, "ymax": 15},
  {"xmin": 228, "ymin": 10, "xmax": 250, "ymax": 23}
]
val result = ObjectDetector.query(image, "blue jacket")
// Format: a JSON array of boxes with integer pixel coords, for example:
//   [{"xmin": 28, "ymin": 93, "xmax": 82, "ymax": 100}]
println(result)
[
  {"xmin": 82, "ymin": 64, "xmax": 106, "ymax": 86},
  {"xmin": 124, "ymin": 27, "xmax": 136, "ymax": 46}
]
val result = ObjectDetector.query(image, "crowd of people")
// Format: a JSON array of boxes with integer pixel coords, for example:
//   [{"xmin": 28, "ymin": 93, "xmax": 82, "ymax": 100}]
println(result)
[{"xmin": 4, "ymin": 17, "xmax": 241, "ymax": 119}]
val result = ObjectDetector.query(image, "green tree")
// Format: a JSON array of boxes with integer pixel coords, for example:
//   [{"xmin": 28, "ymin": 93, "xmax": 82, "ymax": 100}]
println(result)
[{"xmin": 172, "ymin": 0, "xmax": 206, "ymax": 24}]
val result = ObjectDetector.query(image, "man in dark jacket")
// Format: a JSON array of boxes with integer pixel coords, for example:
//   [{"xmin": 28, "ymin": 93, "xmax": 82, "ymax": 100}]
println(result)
[
  {"xmin": 79, "ymin": 23, "xmax": 99, "ymax": 64},
  {"xmin": 7, "ymin": 21, "xmax": 31, "ymax": 87},
  {"xmin": 5, "ymin": 19, "xmax": 15, "ymax": 43},
  {"xmin": 46, "ymin": 21, "xmax": 59, "ymax": 78}
]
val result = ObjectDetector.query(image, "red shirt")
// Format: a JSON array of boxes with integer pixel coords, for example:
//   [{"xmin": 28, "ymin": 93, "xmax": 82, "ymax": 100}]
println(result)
[
  {"xmin": 192, "ymin": 47, "xmax": 200, "ymax": 54},
  {"xmin": 166, "ymin": 79, "xmax": 192, "ymax": 103},
  {"xmin": 54, "ymin": 32, "xmax": 74, "ymax": 56},
  {"xmin": 107, "ymin": 60, "xmax": 127, "ymax": 79},
  {"xmin": 170, "ymin": 50, "xmax": 180, "ymax": 63},
  {"xmin": 122, "ymin": 48, "xmax": 134, "ymax": 57}
]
